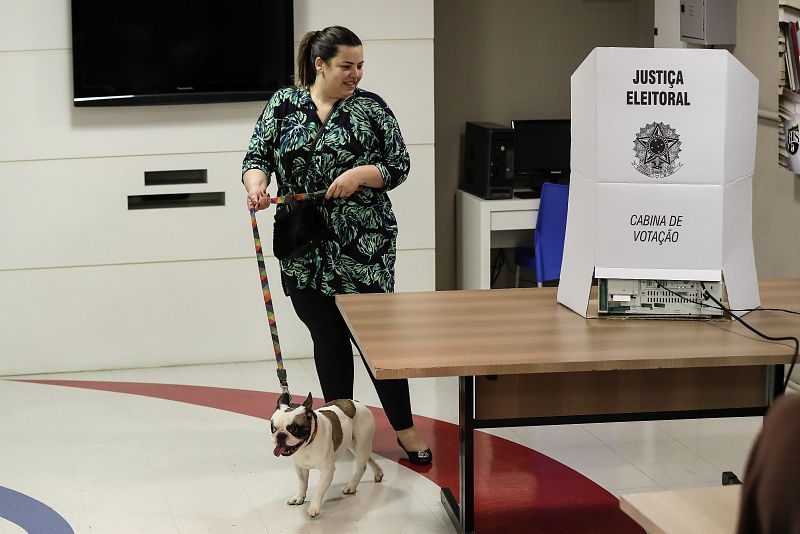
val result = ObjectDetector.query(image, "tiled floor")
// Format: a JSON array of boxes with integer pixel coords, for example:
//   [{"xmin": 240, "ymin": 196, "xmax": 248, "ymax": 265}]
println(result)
[{"xmin": 0, "ymin": 357, "xmax": 762, "ymax": 533}]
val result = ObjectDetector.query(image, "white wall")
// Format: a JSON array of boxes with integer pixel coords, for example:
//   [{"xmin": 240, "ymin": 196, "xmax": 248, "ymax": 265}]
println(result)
[
  {"xmin": 433, "ymin": 0, "xmax": 654, "ymax": 290},
  {"xmin": 0, "ymin": 0, "xmax": 435, "ymax": 375}
]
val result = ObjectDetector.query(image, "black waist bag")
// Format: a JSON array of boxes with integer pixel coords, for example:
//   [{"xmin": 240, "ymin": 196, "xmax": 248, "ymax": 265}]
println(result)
[{"xmin": 273, "ymin": 197, "xmax": 330, "ymax": 260}]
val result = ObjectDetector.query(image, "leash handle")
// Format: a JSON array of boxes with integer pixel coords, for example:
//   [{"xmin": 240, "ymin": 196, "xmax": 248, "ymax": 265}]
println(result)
[
  {"xmin": 269, "ymin": 190, "xmax": 327, "ymax": 205},
  {"xmin": 250, "ymin": 209, "xmax": 289, "ymax": 396}
]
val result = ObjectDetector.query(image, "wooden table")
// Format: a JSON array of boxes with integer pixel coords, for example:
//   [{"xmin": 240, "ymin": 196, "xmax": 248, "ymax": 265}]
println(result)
[
  {"xmin": 620, "ymin": 485, "xmax": 742, "ymax": 534},
  {"xmin": 336, "ymin": 279, "xmax": 797, "ymax": 534}
]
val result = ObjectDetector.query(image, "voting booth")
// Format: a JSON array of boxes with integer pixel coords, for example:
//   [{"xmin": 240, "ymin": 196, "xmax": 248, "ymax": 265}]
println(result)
[{"xmin": 557, "ymin": 47, "xmax": 760, "ymax": 317}]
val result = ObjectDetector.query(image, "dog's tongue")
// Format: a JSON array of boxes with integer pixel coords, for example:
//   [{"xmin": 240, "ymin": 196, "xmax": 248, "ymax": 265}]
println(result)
[{"xmin": 273, "ymin": 445, "xmax": 286, "ymax": 457}]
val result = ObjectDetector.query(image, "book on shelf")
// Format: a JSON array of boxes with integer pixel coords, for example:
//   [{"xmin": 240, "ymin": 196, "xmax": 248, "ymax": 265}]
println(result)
[
  {"xmin": 780, "ymin": 21, "xmax": 799, "ymax": 91},
  {"xmin": 792, "ymin": 21, "xmax": 799, "ymax": 84},
  {"xmin": 780, "ymin": 5, "xmax": 800, "ymax": 172},
  {"xmin": 778, "ymin": 88, "xmax": 800, "ymax": 172},
  {"xmin": 781, "ymin": 1, "xmax": 800, "ymax": 23},
  {"xmin": 780, "ymin": 33, "xmax": 787, "ymax": 90}
]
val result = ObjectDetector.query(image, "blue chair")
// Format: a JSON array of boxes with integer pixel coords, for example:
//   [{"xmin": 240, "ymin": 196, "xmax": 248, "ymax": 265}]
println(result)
[{"xmin": 514, "ymin": 182, "xmax": 569, "ymax": 287}]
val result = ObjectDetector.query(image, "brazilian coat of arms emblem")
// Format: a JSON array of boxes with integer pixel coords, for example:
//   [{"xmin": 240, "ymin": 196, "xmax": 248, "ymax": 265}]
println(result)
[{"xmin": 632, "ymin": 122, "xmax": 683, "ymax": 179}]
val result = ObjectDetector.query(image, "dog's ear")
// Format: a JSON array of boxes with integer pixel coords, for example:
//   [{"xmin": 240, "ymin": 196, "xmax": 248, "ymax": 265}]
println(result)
[
  {"xmin": 276, "ymin": 391, "xmax": 291, "ymax": 410},
  {"xmin": 302, "ymin": 392, "xmax": 313, "ymax": 410}
]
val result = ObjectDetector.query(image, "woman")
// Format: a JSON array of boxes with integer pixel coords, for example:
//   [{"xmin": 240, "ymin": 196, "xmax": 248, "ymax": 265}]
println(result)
[{"xmin": 242, "ymin": 26, "xmax": 431, "ymax": 465}]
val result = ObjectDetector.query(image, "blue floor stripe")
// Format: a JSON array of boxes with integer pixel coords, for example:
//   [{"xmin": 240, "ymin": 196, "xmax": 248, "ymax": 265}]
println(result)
[{"xmin": 0, "ymin": 487, "xmax": 73, "ymax": 534}]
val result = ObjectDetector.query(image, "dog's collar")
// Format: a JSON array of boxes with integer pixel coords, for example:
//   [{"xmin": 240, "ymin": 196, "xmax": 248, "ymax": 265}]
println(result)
[{"xmin": 305, "ymin": 410, "xmax": 319, "ymax": 447}]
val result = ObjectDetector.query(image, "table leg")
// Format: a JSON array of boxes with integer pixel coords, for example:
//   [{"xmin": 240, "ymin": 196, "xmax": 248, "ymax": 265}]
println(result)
[
  {"xmin": 440, "ymin": 375, "xmax": 475, "ymax": 533},
  {"xmin": 773, "ymin": 364, "xmax": 785, "ymax": 398},
  {"xmin": 461, "ymin": 375, "xmax": 475, "ymax": 532}
]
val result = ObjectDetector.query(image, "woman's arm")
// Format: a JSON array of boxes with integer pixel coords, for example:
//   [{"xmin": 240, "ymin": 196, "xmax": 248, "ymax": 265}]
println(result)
[
  {"xmin": 242, "ymin": 93, "xmax": 281, "ymax": 210},
  {"xmin": 326, "ymin": 165, "xmax": 383, "ymax": 199},
  {"xmin": 327, "ymin": 94, "xmax": 409, "ymax": 198},
  {"xmin": 372, "ymin": 99, "xmax": 410, "ymax": 191},
  {"xmin": 243, "ymin": 168, "xmax": 271, "ymax": 210}
]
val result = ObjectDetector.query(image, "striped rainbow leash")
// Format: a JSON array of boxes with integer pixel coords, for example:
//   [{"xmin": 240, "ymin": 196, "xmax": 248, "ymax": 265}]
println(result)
[
  {"xmin": 269, "ymin": 190, "xmax": 326, "ymax": 205},
  {"xmin": 249, "ymin": 190, "xmax": 326, "ymax": 398}
]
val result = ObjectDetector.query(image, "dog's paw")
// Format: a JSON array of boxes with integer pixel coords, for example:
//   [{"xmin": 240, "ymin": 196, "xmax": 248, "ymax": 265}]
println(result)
[
  {"xmin": 369, "ymin": 458, "xmax": 384, "ymax": 483},
  {"xmin": 306, "ymin": 504, "xmax": 321, "ymax": 517},
  {"xmin": 342, "ymin": 484, "xmax": 357, "ymax": 495},
  {"xmin": 287, "ymin": 495, "xmax": 305, "ymax": 506}
]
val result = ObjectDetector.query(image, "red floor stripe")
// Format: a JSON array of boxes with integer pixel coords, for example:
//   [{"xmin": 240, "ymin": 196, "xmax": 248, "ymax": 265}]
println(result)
[{"xmin": 19, "ymin": 380, "xmax": 643, "ymax": 534}]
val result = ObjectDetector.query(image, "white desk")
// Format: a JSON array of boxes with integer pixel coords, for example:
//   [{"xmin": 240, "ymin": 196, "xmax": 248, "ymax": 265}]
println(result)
[{"xmin": 455, "ymin": 189, "xmax": 539, "ymax": 289}]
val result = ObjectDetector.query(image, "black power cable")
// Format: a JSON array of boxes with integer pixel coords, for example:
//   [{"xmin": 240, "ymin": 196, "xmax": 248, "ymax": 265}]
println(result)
[
  {"xmin": 698, "ymin": 283, "xmax": 798, "ymax": 392},
  {"xmin": 653, "ymin": 281, "xmax": 800, "ymax": 316},
  {"xmin": 490, "ymin": 249, "xmax": 505, "ymax": 287},
  {"xmin": 653, "ymin": 280, "xmax": 722, "ymax": 311},
  {"xmin": 652, "ymin": 281, "xmax": 798, "ymax": 391}
]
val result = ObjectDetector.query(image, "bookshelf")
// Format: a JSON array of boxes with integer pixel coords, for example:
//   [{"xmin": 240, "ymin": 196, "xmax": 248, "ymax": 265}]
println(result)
[{"xmin": 780, "ymin": 3, "xmax": 800, "ymax": 172}]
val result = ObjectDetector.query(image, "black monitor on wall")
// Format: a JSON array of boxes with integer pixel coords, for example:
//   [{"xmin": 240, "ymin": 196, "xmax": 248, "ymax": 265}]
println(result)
[
  {"xmin": 70, "ymin": 0, "xmax": 294, "ymax": 107},
  {"xmin": 511, "ymin": 119, "xmax": 571, "ymax": 192}
]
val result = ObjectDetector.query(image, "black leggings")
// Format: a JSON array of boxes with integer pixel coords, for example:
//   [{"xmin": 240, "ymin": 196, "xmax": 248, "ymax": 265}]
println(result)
[{"xmin": 289, "ymin": 287, "xmax": 414, "ymax": 432}]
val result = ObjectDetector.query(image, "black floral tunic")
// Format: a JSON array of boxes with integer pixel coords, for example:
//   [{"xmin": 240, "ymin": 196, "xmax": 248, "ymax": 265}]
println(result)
[{"xmin": 242, "ymin": 86, "xmax": 410, "ymax": 296}]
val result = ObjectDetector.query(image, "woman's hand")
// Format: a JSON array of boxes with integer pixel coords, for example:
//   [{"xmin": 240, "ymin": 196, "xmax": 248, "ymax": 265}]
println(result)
[
  {"xmin": 247, "ymin": 190, "xmax": 271, "ymax": 211},
  {"xmin": 326, "ymin": 169, "xmax": 367, "ymax": 199},
  {"xmin": 243, "ymin": 169, "xmax": 271, "ymax": 211}
]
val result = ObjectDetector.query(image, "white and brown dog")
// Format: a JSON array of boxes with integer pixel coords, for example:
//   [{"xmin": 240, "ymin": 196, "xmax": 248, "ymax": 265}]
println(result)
[{"xmin": 270, "ymin": 392, "xmax": 384, "ymax": 517}]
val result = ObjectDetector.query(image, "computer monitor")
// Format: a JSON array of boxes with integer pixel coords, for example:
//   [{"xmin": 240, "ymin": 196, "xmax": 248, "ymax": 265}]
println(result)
[{"xmin": 511, "ymin": 119, "xmax": 571, "ymax": 193}]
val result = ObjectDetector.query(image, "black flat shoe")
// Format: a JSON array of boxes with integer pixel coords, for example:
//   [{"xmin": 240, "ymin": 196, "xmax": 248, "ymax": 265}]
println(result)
[{"xmin": 397, "ymin": 437, "xmax": 433, "ymax": 466}]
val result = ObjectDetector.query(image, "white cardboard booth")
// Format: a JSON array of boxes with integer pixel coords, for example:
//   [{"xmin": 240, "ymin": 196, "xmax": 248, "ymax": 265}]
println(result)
[{"xmin": 557, "ymin": 47, "xmax": 760, "ymax": 317}]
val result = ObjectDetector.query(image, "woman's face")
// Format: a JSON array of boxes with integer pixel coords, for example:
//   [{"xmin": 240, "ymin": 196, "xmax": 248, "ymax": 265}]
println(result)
[{"xmin": 315, "ymin": 45, "xmax": 364, "ymax": 99}]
